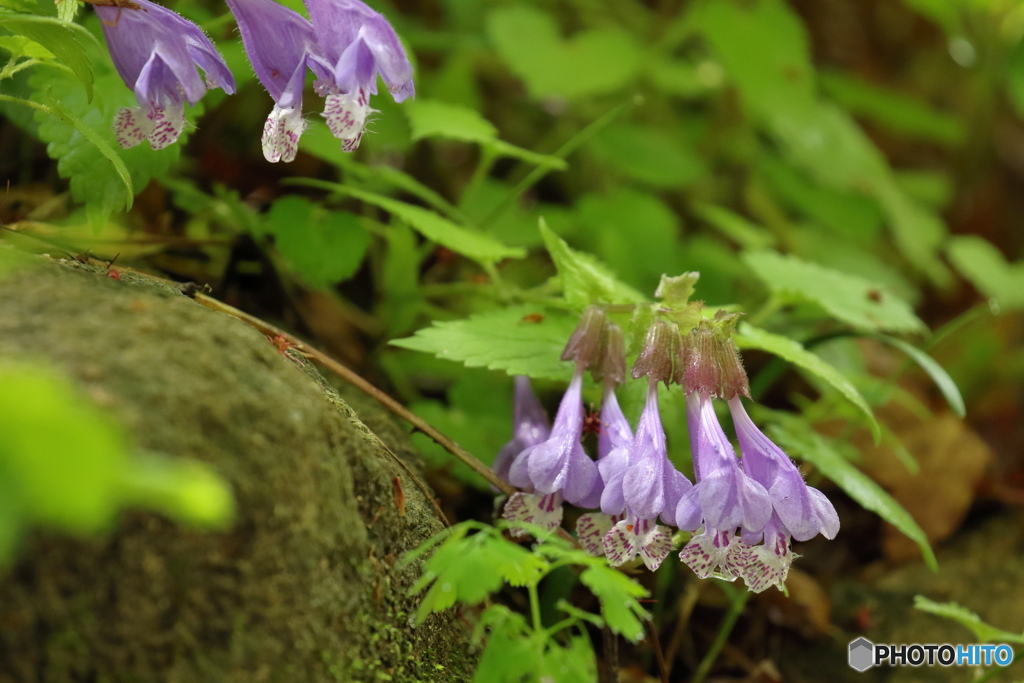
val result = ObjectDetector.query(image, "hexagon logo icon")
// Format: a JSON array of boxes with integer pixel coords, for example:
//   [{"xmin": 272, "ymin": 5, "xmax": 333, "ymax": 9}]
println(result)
[{"xmin": 849, "ymin": 637, "xmax": 875, "ymax": 672}]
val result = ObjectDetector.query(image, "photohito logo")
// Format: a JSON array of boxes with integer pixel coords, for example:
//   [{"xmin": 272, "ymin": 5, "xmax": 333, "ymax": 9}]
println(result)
[{"xmin": 848, "ymin": 638, "xmax": 1015, "ymax": 671}]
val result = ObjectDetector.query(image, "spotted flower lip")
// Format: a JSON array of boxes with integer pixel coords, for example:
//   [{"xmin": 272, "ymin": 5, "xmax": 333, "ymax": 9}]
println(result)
[
  {"xmin": 508, "ymin": 366, "xmax": 599, "ymax": 508},
  {"xmin": 225, "ymin": 0, "xmax": 333, "ymax": 162},
  {"xmin": 493, "ymin": 377, "xmax": 551, "ymax": 484},
  {"xmin": 97, "ymin": 0, "xmax": 235, "ymax": 150}
]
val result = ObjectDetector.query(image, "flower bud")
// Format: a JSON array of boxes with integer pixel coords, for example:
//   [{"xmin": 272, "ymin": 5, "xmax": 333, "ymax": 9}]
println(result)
[
  {"xmin": 681, "ymin": 323, "xmax": 750, "ymax": 398},
  {"xmin": 631, "ymin": 320, "xmax": 677, "ymax": 384},
  {"xmin": 592, "ymin": 322, "xmax": 626, "ymax": 386},
  {"xmin": 561, "ymin": 306, "xmax": 606, "ymax": 368}
]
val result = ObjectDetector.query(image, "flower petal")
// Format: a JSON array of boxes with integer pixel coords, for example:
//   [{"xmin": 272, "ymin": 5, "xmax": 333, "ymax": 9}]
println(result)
[
  {"xmin": 113, "ymin": 106, "xmax": 155, "ymax": 149},
  {"xmin": 576, "ymin": 512, "xmax": 614, "ymax": 556},
  {"xmin": 502, "ymin": 492, "xmax": 563, "ymax": 538},
  {"xmin": 262, "ymin": 106, "xmax": 306, "ymax": 163},
  {"xmin": 147, "ymin": 103, "xmax": 184, "ymax": 150}
]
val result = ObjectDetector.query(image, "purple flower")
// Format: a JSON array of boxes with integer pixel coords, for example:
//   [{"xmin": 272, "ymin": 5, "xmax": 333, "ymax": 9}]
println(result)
[
  {"xmin": 225, "ymin": 0, "xmax": 330, "ymax": 162},
  {"xmin": 676, "ymin": 390, "xmax": 771, "ymax": 580},
  {"xmin": 493, "ymin": 377, "xmax": 550, "ymax": 484},
  {"xmin": 598, "ymin": 380, "xmax": 690, "ymax": 571},
  {"xmin": 305, "ymin": 0, "xmax": 414, "ymax": 152},
  {"xmin": 97, "ymin": 0, "xmax": 235, "ymax": 150},
  {"xmin": 726, "ymin": 396, "xmax": 839, "ymax": 592},
  {"xmin": 503, "ymin": 491, "xmax": 564, "ymax": 537},
  {"xmin": 508, "ymin": 366, "xmax": 599, "ymax": 508}
]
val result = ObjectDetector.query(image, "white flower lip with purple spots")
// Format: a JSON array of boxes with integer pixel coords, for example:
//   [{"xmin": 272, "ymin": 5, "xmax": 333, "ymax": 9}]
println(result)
[{"xmin": 97, "ymin": 0, "xmax": 235, "ymax": 151}]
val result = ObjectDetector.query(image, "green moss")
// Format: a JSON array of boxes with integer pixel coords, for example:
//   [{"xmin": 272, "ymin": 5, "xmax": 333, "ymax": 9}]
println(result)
[{"xmin": 0, "ymin": 257, "xmax": 475, "ymax": 682}]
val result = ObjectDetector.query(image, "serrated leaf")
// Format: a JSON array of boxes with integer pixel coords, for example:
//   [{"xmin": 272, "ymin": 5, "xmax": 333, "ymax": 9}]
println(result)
[
  {"xmin": 473, "ymin": 606, "xmax": 535, "ymax": 683},
  {"xmin": 299, "ymin": 182, "xmax": 524, "ymax": 265},
  {"xmin": 263, "ymin": 197, "xmax": 369, "ymax": 289},
  {"xmin": 914, "ymin": 596, "xmax": 1024, "ymax": 644},
  {"xmin": 767, "ymin": 417, "xmax": 936, "ymax": 570},
  {"xmin": 947, "ymin": 235, "xmax": 1024, "ymax": 311},
  {"xmin": 873, "ymin": 335, "xmax": 965, "ymax": 418},
  {"xmin": 404, "ymin": 99, "xmax": 567, "ymax": 169},
  {"xmin": 391, "ymin": 306, "xmax": 579, "ymax": 381},
  {"xmin": 736, "ymin": 323, "xmax": 881, "ymax": 442},
  {"xmin": 540, "ymin": 634, "xmax": 598, "ymax": 682},
  {"xmin": 487, "ymin": 5, "xmax": 642, "ymax": 100},
  {"xmin": 0, "ymin": 11, "xmax": 96, "ymax": 99},
  {"xmin": 540, "ymin": 219, "xmax": 646, "ymax": 308},
  {"xmin": 743, "ymin": 250, "xmax": 926, "ymax": 333},
  {"xmin": 579, "ymin": 564, "xmax": 649, "ymax": 641}
]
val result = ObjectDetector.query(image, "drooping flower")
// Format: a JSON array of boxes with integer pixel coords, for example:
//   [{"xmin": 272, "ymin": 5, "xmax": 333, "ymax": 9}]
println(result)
[
  {"xmin": 676, "ymin": 390, "xmax": 772, "ymax": 580},
  {"xmin": 97, "ymin": 0, "xmax": 235, "ymax": 150},
  {"xmin": 726, "ymin": 396, "xmax": 840, "ymax": 592},
  {"xmin": 493, "ymin": 377, "xmax": 551, "ymax": 484},
  {"xmin": 576, "ymin": 384, "xmax": 632, "ymax": 556},
  {"xmin": 225, "ymin": 0, "xmax": 332, "ymax": 162},
  {"xmin": 304, "ymin": 0, "xmax": 415, "ymax": 152},
  {"xmin": 508, "ymin": 366, "xmax": 599, "ymax": 508},
  {"xmin": 600, "ymin": 378, "xmax": 690, "ymax": 571}
]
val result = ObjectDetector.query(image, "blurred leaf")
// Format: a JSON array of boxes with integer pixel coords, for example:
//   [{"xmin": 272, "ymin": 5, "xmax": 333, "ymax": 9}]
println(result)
[
  {"xmin": 913, "ymin": 596, "xmax": 1024, "ymax": 643},
  {"xmin": 695, "ymin": 0, "xmax": 950, "ymax": 285},
  {"xmin": 487, "ymin": 5, "xmax": 642, "ymax": 100},
  {"xmin": 578, "ymin": 563, "xmax": 650, "ymax": 642},
  {"xmin": 743, "ymin": 250, "xmax": 926, "ymax": 333},
  {"xmin": 873, "ymin": 335, "xmax": 965, "ymax": 418},
  {"xmin": 0, "ymin": 362, "xmax": 234, "ymax": 564},
  {"xmin": 736, "ymin": 323, "xmax": 881, "ymax": 442},
  {"xmin": 947, "ymin": 235, "xmax": 1024, "ymax": 311},
  {"xmin": 0, "ymin": 10, "xmax": 96, "ymax": 99},
  {"xmin": 405, "ymin": 99, "xmax": 567, "ymax": 168},
  {"xmin": 766, "ymin": 416, "xmax": 937, "ymax": 570},
  {"xmin": 540, "ymin": 219, "xmax": 646, "ymax": 308},
  {"xmin": 819, "ymin": 70, "xmax": 965, "ymax": 146},
  {"xmin": 648, "ymin": 58, "xmax": 723, "ymax": 99},
  {"xmin": 589, "ymin": 122, "xmax": 706, "ymax": 188},
  {"xmin": 692, "ymin": 202, "xmax": 775, "ymax": 250},
  {"xmin": 263, "ymin": 197, "xmax": 369, "ymax": 289},
  {"xmin": 303, "ymin": 182, "xmax": 525, "ymax": 265},
  {"xmin": 575, "ymin": 189, "xmax": 684, "ymax": 292},
  {"xmin": 391, "ymin": 305, "xmax": 579, "ymax": 381},
  {"xmin": 540, "ymin": 634, "xmax": 598, "ymax": 682}
]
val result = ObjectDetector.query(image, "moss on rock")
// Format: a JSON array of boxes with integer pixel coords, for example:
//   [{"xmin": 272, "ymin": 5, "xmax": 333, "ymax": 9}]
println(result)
[{"xmin": 0, "ymin": 257, "xmax": 475, "ymax": 682}]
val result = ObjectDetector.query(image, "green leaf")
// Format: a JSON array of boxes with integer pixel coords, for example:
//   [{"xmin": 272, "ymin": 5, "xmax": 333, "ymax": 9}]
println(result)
[
  {"xmin": 819, "ymin": 70, "xmax": 965, "ymax": 146},
  {"xmin": 263, "ymin": 197, "xmax": 369, "ymax": 289},
  {"xmin": 472, "ymin": 606, "xmax": 535, "ymax": 683},
  {"xmin": 0, "ymin": 11, "xmax": 96, "ymax": 99},
  {"xmin": 692, "ymin": 202, "xmax": 776, "ymax": 250},
  {"xmin": 294, "ymin": 181, "xmax": 524, "ymax": 265},
  {"xmin": 410, "ymin": 524, "xmax": 548, "ymax": 623},
  {"xmin": 743, "ymin": 250, "xmax": 926, "ymax": 334},
  {"xmin": 540, "ymin": 219, "xmax": 646, "ymax": 309},
  {"xmin": 588, "ymin": 123, "xmax": 706, "ymax": 189},
  {"xmin": 873, "ymin": 335, "xmax": 965, "ymax": 418},
  {"xmin": 694, "ymin": 0, "xmax": 950, "ymax": 285},
  {"xmin": 913, "ymin": 596, "xmax": 1024, "ymax": 644},
  {"xmin": 404, "ymin": 99, "xmax": 567, "ymax": 169},
  {"xmin": 736, "ymin": 323, "xmax": 881, "ymax": 442},
  {"xmin": 391, "ymin": 306, "xmax": 579, "ymax": 381},
  {"xmin": 540, "ymin": 634, "xmax": 598, "ymax": 682},
  {"xmin": 487, "ymin": 5, "xmax": 642, "ymax": 100},
  {"xmin": 766, "ymin": 416, "xmax": 936, "ymax": 570},
  {"xmin": 946, "ymin": 235, "xmax": 1024, "ymax": 311},
  {"xmin": 579, "ymin": 563, "xmax": 650, "ymax": 642}
]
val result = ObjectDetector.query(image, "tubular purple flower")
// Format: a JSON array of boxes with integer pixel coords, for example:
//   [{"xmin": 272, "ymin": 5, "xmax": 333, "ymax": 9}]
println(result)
[
  {"xmin": 303, "ymin": 0, "xmax": 415, "ymax": 152},
  {"xmin": 507, "ymin": 365, "xmax": 598, "ymax": 508},
  {"xmin": 728, "ymin": 397, "xmax": 839, "ymax": 543},
  {"xmin": 493, "ymin": 377, "xmax": 551, "ymax": 484},
  {"xmin": 97, "ymin": 0, "xmax": 235, "ymax": 150},
  {"xmin": 225, "ymin": 0, "xmax": 332, "ymax": 162},
  {"xmin": 620, "ymin": 380, "xmax": 692, "ymax": 524},
  {"xmin": 676, "ymin": 390, "xmax": 771, "ymax": 580}
]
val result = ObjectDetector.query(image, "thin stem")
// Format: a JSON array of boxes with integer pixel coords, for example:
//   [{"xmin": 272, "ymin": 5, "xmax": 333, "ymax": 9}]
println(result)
[
  {"xmin": 647, "ymin": 618, "xmax": 670, "ymax": 683},
  {"xmin": 479, "ymin": 97, "xmax": 639, "ymax": 229},
  {"xmin": 689, "ymin": 585, "xmax": 749, "ymax": 683},
  {"xmin": 528, "ymin": 583, "xmax": 543, "ymax": 634}
]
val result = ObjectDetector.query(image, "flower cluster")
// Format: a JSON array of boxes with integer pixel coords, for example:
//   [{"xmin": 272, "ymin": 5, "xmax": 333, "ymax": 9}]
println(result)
[
  {"xmin": 96, "ymin": 0, "xmax": 413, "ymax": 160},
  {"xmin": 495, "ymin": 307, "xmax": 839, "ymax": 593}
]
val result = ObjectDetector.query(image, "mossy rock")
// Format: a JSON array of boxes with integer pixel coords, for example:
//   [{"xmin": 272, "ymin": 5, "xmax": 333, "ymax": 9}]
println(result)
[{"xmin": 0, "ymin": 257, "xmax": 474, "ymax": 682}]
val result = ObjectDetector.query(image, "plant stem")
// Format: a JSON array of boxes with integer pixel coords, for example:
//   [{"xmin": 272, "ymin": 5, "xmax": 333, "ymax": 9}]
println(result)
[{"xmin": 690, "ymin": 585, "xmax": 749, "ymax": 683}]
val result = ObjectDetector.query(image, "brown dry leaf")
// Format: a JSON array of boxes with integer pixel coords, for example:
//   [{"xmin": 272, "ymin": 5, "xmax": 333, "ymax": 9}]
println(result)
[
  {"xmin": 759, "ymin": 567, "xmax": 833, "ymax": 637},
  {"xmin": 856, "ymin": 408, "xmax": 992, "ymax": 562}
]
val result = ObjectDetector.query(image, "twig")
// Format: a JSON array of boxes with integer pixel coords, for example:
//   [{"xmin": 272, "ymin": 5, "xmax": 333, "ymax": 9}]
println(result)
[{"xmin": 647, "ymin": 618, "xmax": 670, "ymax": 683}]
